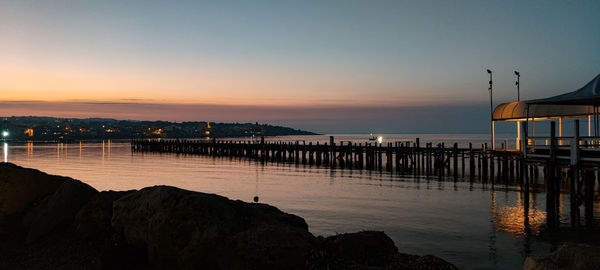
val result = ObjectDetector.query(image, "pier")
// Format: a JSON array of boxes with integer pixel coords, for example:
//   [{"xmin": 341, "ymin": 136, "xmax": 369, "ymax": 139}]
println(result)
[
  {"xmin": 132, "ymin": 136, "xmax": 527, "ymax": 182},
  {"xmin": 131, "ymin": 122, "xmax": 599, "ymax": 228},
  {"xmin": 129, "ymin": 75, "xmax": 600, "ymax": 229}
]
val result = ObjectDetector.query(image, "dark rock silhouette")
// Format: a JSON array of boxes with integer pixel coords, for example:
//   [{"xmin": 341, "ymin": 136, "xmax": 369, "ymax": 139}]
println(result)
[
  {"xmin": 23, "ymin": 178, "xmax": 98, "ymax": 242},
  {"xmin": 0, "ymin": 163, "xmax": 67, "ymax": 218},
  {"xmin": 307, "ymin": 231, "xmax": 457, "ymax": 270},
  {"xmin": 308, "ymin": 231, "xmax": 399, "ymax": 269},
  {"xmin": 112, "ymin": 186, "xmax": 316, "ymax": 269},
  {"xmin": 75, "ymin": 190, "xmax": 134, "ymax": 239},
  {"xmin": 0, "ymin": 163, "xmax": 457, "ymax": 270},
  {"xmin": 523, "ymin": 243, "xmax": 600, "ymax": 270}
]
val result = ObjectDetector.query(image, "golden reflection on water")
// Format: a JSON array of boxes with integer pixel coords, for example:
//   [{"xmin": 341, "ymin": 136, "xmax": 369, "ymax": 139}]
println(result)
[
  {"xmin": 26, "ymin": 141, "xmax": 33, "ymax": 158},
  {"xmin": 491, "ymin": 190, "xmax": 546, "ymax": 237},
  {"xmin": 3, "ymin": 142, "xmax": 7, "ymax": 163}
]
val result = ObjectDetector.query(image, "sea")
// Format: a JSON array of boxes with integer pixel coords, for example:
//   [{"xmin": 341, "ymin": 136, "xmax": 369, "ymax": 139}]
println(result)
[{"xmin": 4, "ymin": 134, "xmax": 600, "ymax": 270}]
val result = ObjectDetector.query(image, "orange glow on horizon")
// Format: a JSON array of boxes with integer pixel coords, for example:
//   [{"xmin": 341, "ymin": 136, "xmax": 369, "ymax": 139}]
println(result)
[{"xmin": 0, "ymin": 66, "xmax": 475, "ymax": 107}]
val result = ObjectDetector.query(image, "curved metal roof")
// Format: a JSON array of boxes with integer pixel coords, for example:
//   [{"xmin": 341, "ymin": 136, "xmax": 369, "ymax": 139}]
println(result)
[
  {"xmin": 492, "ymin": 101, "xmax": 593, "ymax": 121},
  {"xmin": 527, "ymin": 73, "xmax": 600, "ymax": 105}
]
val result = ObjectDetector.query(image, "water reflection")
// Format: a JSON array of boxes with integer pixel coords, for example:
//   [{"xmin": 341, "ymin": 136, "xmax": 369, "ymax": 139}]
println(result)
[
  {"xmin": 491, "ymin": 190, "xmax": 546, "ymax": 237},
  {"xmin": 26, "ymin": 141, "xmax": 33, "ymax": 158},
  {"xmin": 2, "ymin": 140, "xmax": 599, "ymax": 270}
]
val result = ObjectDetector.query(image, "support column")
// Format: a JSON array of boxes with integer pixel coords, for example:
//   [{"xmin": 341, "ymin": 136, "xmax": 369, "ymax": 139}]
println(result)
[
  {"xmin": 516, "ymin": 121, "xmax": 521, "ymax": 151},
  {"xmin": 559, "ymin": 118, "xmax": 563, "ymax": 145},
  {"xmin": 492, "ymin": 121, "xmax": 496, "ymax": 150},
  {"xmin": 588, "ymin": 115, "xmax": 592, "ymax": 137}
]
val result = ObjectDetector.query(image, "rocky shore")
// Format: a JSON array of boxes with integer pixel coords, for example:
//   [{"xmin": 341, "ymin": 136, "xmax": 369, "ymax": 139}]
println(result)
[
  {"xmin": 0, "ymin": 163, "xmax": 456, "ymax": 270},
  {"xmin": 523, "ymin": 243, "xmax": 600, "ymax": 270}
]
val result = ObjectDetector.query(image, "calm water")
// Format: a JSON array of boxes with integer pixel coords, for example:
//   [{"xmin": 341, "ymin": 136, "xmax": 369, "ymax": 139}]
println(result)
[{"xmin": 4, "ymin": 134, "xmax": 600, "ymax": 269}]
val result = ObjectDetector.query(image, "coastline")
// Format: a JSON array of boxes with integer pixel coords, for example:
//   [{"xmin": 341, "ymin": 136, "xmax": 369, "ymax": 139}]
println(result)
[{"xmin": 0, "ymin": 163, "xmax": 456, "ymax": 269}]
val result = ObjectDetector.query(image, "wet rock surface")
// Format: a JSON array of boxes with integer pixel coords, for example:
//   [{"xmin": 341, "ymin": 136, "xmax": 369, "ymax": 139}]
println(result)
[
  {"xmin": 111, "ymin": 185, "xmax": 316, "ymax": 270},
  {"xmin": 523, "ymin": 243, "xmax": 600, "ymax": 270},
  {"xmin": 0, "ymin": 163, "xmax": 457, "ymax": 270},
  {"xmin": 23, "ymin": 179, "xmax": 98, "ymax": 242},
  {"xmin": 0, "ymin": 163, "xmax": 67, "ymax": 218},
  {"xmin": 75, "ymin": 190, "xmax": 134, "ymax": 239},
  {"xmin": 307, "ymin": 231, "xmax": 457, "ymax": 270}
]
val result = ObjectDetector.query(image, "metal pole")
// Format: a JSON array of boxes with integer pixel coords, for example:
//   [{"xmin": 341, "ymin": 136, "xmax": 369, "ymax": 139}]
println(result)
[
  {"xmin": 594, "ymin": 106, "xmax": 598, "ymax": 144},
  {"xmin": 515, "ymin": 71, "xmax": 520, "ymax": 102},
  {"xmin": 517, "ymin": 121, "xmax": 521, "ymax": 150},
  {"xmin": 488, "ymin": 69, "xmax": 494, "ymax": 149},
  {"xmin": 526, "ymin": 104, "xmax": 530, "ymax": 150}
]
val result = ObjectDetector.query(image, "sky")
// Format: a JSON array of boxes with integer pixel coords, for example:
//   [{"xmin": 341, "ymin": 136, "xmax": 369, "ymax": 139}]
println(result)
[{"xmin": 1, "ymin": 0, "xmax": 599, "ymax": 133}]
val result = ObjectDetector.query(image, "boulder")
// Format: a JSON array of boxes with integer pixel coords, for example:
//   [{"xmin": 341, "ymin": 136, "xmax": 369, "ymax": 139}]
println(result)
[
  {"xmin": 307, "ymin": 231, "xmax": 457, "ymax": 270},
  {"xmin": 23, "ymin": 179, "xmax": 98, "ymax": 242},
  {"xmin": 111, "ymin": 186, "xmax": 316, "ymax": 270},
  {"xmin": 523, "ymin": 243, "xmax": 600, "ymax": 270},
  {"xmin": 309, "ymin": 231, "xmax": 399, "ymax": 268},
  {"xmin": 0, "ymin": 164, "xmax": 458, "ymax": 270},
  {"xmin": 405, "ymin": 255, "xmax": 458, "ymax": 270},
  {"xmin": 74, "ymin": 190, "xmax": 134, "ymax": 239},
  {"xmin": 0, "ymin": 163, "xmax": 67, "ymax": 217}
]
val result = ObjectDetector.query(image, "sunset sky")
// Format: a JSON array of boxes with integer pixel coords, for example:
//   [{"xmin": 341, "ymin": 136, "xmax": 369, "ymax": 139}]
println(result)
[{"xmin": 1, "ymin": 0, "xmax": 599, "ymax": 133}]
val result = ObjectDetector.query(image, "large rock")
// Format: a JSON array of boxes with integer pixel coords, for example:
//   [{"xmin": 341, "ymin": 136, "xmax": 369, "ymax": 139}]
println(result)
[
  {"xmin": 0, "ymin": 164, "xmax": 458, "ymax": 270},
  {"xmin": 74, "ymin": 190, "xmax": 134, "ymax": 239},
  {"xmin": 523, "ymin": 243, "xmax": 600, "ymax": 270},
  {"xmin": 111, "ymin": 186, "xmax": 316, "ymax": 270},
  {"xmin": 307, "ymin": 231, "xmax": 457, "ymax": 270},
  {"xmin": 309, "ymin": 231, "xmax": 399, "ymax": 269},
  {"xmin": 23, "ymin": 179, "xmax": 98, "ymax": 242},
  {"xmin": 0, "ymin": 163, "xmax": 67, "ymax": 217}
]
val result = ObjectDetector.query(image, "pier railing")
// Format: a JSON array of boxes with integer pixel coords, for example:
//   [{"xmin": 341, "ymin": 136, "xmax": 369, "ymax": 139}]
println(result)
[
  {"xmin": 130, "ymin": 131, "xmax": 599, "ymax": 227},
  {"xmin": 131, "ymin": 137, "xmax": 531, "ymax": 183},
  {"xmin": 523, "ymin": 120, "xmax": 600, "ymax": 164}
]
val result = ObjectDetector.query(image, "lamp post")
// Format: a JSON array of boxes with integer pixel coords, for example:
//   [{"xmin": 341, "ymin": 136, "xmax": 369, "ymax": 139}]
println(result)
[
  {"xmin": 514, "ymin": 71, "xmax": 521, "ymax": 149},
  {"xmin": 514, "ymin": 71, "xmax": 520, "ymax": 101},
  {"xmin": 487, "ymin": 69, "xmax": 494, "ymax": 149}
]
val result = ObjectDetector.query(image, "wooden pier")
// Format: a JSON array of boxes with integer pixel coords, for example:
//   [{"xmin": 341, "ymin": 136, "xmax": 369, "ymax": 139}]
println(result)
[
  {"xmin": 131, "ymin": 125, "xmax": 599, "ymax": 228},
  {"xmin": 131, "ymin": 136, "xmax": 528, "ymax": 182}
]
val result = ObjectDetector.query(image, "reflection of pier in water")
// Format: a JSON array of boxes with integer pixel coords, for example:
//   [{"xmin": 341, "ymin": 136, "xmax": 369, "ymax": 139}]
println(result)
[{"xmin": 131, "ymin": 134, "xmax": 599, "ymax": 231}]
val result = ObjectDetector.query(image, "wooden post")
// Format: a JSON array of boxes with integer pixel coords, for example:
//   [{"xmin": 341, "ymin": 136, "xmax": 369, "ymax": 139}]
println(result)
[
  {"xmin": 571, "ymin": 120, "xmax": 580, "ymax": 167},
  {"xmin": 522, "ymin": 121, "xmax": 528, "ymax": 158},
  {"xmin": 478, "ymin": 147, "xmax": 482, "ymax": 180},
  {"xmin": 547, "ymin": 121, "xmax": 558, "ymax": 228},
  {"xmin": 550, "ymin": 121, "xmax": 556, "ymax": 161},
  {"xmin": 461, "ymin": 149, "xmax": 465, "ymax": 178},
  {"xmin": 330, "ymin": 136, "xmax": 335, "ymax": 167},
  {"xmin": 585, "ymin": 170, "xmax": 595, "ymax": 226},
  {"xmin": 469, "ymin": 143, "xmax": 475, "ymax": 180},
  {"xmin": 482, "ymin": 152, "xmax": 488, "ymax": 182},
  {"xmin": 416, "ymin": 138, "xmax": 420, "ymax": 173},
  {"xmin": 453, "ymin": 143, "xmax": 458, "ymax": 179},
  {"xmin": 570, "ymin": 164, "xmax": 579, "ymax": 227}
]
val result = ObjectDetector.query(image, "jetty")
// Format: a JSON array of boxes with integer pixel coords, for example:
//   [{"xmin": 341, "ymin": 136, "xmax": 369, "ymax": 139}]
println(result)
[
  {"xmin": 131, "ymin": 73, "xmax": 600, "ymax": 228},
  {"xmin": 132, "ymin": 137, "xmax": 523, "ymax": 180}
]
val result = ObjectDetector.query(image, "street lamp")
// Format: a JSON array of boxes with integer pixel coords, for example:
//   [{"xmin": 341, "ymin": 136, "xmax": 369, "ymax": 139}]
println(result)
[
  {"xmin": 487, "ymin": 69, "xmax": 494, "ymax": 149},
  {"xmin": 514, "ymin": 71, "xmax": 520, "ymax": 101},
  {"xmin": 2, "ymin": 131, "xmax": 8, "ymax": 138}
]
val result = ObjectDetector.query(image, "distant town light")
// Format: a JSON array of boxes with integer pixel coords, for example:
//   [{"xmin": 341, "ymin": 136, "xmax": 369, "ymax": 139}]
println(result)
[{"xmin": 377, "ymin": 136, "xmax": 383, "ymax": 144}]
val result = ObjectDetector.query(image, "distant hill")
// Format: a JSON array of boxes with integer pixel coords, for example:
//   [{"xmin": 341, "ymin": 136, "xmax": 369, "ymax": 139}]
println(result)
[{"xmin": 0, "ymin": 116, "xmax": 317, "ymax": 141}]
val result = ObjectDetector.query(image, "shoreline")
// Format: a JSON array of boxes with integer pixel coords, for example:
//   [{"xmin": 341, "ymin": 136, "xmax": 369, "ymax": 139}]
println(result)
[{"xmin": 0, "ymin": 163, "xmax": 456, "ymax": 269}]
